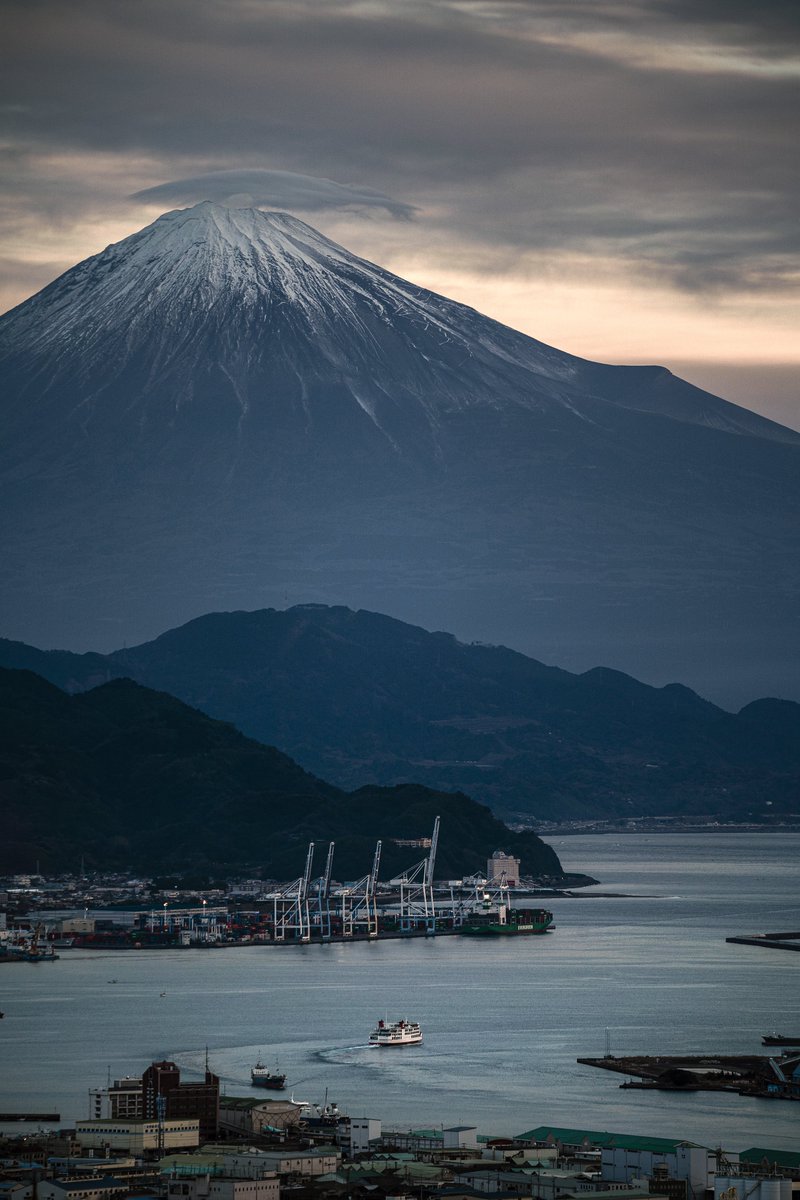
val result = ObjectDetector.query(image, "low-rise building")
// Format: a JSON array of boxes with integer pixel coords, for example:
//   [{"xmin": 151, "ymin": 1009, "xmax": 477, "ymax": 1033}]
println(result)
[
  {"xmin": 602, "ymin": 1140, "xmax": 728, "ymax": 1198},
  {"xmin": 738, "ymin": 1149, "xmax": 800, "ymax": 1181},
  {"xmin": 515, "ymin": 1128, "xmax": 730, "ymax": 1199},
  {"xmin": 451, "ymin": 1167, "xmax": 544, "ymax": 1195},
  {"xmin": 161, "ymin": 1147, "xmax": 339, "ymax": 1180},
  {"xmin": 37, "ymin": 1180, "xmax": 129, "ymax": 1200},
  {"xmin": 377, "ymin": 1130, "xmax": 446, "ymax": 1154},
  {"xmin": 46, "ymin": 1159, "xmax": 138, "ymax": 1178},
  {"xmin": 166, "ymin": 1177, "xmax": 279, "ymax": 1200},
  {"xmin": 234, "ymin": 1149, "xmax": 338, "ymax": 1179},
  {"xmin": 218, "ymin": 1098, "xmax": 300, "ymax": 1137},
  {"xmin": 481, "ymin": 1148, "xmax": 559, "ymax": 1167},
  {"xmin": 73, "ymin": 1118, "xmax": 200, "ymax": 1154},
  {"xmin": 452, "ymin": 1162, "xmax": 585, "ymax": 1186},
  {"xmin": 0, "ymin": 1183, "xmax": 33, "ymax": 1200}
]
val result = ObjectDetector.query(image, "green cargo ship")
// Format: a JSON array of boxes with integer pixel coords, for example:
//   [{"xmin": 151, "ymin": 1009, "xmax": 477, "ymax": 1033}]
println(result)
[{"xmin": 459, "ymin": 905, "xmax": 553, "ymax": 936}]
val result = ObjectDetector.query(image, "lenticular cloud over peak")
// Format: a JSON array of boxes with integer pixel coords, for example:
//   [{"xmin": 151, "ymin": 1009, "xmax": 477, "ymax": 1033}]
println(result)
[{"xmin": 131, "ymin": 168, "xmax": 416, "ymax": 219}]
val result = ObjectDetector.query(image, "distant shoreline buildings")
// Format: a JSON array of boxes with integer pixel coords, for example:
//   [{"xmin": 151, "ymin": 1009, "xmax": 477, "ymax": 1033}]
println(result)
[{"xmin": 2, "ymin": 1073, "xmax": 800, "ymax": 1200}]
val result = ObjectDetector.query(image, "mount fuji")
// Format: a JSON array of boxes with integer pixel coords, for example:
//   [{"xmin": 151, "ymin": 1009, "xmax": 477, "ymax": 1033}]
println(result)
[{"xmin": 1, "ymin": 202, "xmax": 798, "ymax": 705}]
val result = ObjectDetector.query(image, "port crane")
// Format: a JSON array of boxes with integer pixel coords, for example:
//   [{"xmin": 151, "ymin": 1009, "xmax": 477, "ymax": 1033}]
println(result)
[
  {"xmin": 311, "ymin": 841, "xmax": 336, "ymax": 939},
  {"xmin": 268, "ymin": 841, "xmax": 315, "ymax": 941},
  {"xmin": 393, "ymin": 816, "xmax": 440, "ymax": 933},
  {"xmin": 339, "ymin": 840, "xmax": 382, "ymax": 938},
  {"xmin": 265, "ymin": 817, "xmax": 441, "ymax": 940}
]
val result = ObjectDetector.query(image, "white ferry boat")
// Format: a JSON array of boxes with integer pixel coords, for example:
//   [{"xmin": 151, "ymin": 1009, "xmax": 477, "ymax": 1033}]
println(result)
[{"xmin": 369, "ymin": 1018, "xmax": 423, "ymax": 1046}]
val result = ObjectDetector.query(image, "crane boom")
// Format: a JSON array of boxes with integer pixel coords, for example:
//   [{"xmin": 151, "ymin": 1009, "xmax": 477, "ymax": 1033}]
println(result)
[
  {"xmin": 322, "ymin": 842, "xmax": 335, "ymax": 898},
  {"xmin": 424, "ymin": 816, "xmax": 440, "ymax": 888},
  {"xmin": 368, "ymin": 840, "xmax": 382, "ymax": 895},
  {"xmin": 299, "ymin": 842, "xmax": 315, "ymax": 900}
]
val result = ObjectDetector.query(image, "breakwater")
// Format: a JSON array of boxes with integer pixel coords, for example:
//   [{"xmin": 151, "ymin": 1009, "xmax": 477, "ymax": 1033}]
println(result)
[{"xmin": 726, "ymin": 930, "xmax": 800, "ymax": 952}]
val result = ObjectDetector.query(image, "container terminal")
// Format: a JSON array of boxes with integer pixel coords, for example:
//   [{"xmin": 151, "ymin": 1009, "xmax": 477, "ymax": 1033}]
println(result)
[{"xmin": 1, "ymin": 818, "xmax": 555, "ymax": 952}]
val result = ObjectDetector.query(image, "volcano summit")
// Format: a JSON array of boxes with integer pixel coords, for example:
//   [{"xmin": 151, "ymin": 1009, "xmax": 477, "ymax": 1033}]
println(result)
[{"xmin": 1, "ymin": 202, "xmax": 798, "ymax": 704}]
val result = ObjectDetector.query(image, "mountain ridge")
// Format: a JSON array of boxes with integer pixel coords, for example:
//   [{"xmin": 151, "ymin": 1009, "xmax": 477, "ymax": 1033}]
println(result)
[
  {"xmin": 2, "ymin": 604, "xmax": 797, "ymax": 823},
  {"xmin": 0, "ymin": 664, "xmax": 564, "ymax": 878}
]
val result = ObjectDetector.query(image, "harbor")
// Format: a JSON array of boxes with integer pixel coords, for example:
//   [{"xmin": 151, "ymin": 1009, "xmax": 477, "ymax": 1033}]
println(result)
[
  {"xmin": 3, "ymin": 823, "xmax": 555, "ymax": 952},
  {"xmin": 577, "ymin": 1051, "xmax": 800, "ymax": 1101},
  {"xmin": 2, "ymin": 832, "xmax": 800, "ymax": 1153}
]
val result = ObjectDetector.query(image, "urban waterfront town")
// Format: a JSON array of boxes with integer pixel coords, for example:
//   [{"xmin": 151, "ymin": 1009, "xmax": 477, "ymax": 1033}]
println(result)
[
  {"xmin": 0, "ymin": 1048, "xmax": 798, "ymax": 1200},
  {"xmin": 2, "ymin": 846, "xmax": 799, "ymax": 1200}
]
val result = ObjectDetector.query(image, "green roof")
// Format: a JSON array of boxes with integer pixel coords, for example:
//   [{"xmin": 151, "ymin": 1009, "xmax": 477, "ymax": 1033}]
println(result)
[
  {"xmin": 345, "ymin": 1161, "xmax": 445, "ymax": 1180},
  {"xmin": 159, "ymin": 1154, "xmax": 228, "ymax": 1176},
  {"xmin": 514, "ymin": 1128, "xmax": 706, "ymax": 1153},
  {"xmin": 739, "ymin": 1148, "xmax": 800, "ymax": 1169}
]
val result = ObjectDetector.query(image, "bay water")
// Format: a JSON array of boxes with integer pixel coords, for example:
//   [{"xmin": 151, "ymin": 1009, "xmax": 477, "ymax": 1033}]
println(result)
[{"xmin": 1, "ymin": 833, "xmax": 798, "ymax": 1150}]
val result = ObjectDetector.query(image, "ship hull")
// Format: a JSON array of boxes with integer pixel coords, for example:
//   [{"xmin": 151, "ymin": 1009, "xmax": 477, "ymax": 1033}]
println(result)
[
  {"xmin": 459, "ymin": 908, "xmax": 554, "ymax": 937},
  {"xmin": 459, "ymin": 924, "xmax": 551, "ymax": 936},
  {"xmin": 369, "ymin": 1018, "xmax": 423, "ymax": 1046},
  {"xmin": 370, "ymin": 1034, "xmax": 423, "ymax": 1046}
]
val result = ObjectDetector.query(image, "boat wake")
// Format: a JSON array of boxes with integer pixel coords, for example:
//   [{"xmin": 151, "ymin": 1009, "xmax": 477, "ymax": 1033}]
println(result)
[{"xmin": 314, "ymin": 1044, "xmax": 373, "ymax": 1062}]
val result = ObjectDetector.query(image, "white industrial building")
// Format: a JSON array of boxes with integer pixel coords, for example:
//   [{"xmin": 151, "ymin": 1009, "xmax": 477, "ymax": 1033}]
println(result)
[
  {"xmin": 602, "ymin": 1143, "xmax": 734, "ymax": 1198},
  {"xmin": 349, "ymin": 1118, "xmax": 382, "ymax": 1156},
  {"xmin": 444, "ymin": 1127, "xmax": 480, "ymax": 1150}
]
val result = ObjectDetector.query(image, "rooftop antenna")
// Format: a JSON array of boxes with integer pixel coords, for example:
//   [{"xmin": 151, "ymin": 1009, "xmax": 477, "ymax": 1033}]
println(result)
[{"xmin": 156, "ymin": 1093, "xmax": 166, "ymax": 1154}]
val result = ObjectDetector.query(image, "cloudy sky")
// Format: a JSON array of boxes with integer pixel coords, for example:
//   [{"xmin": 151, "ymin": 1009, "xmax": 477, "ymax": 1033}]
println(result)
[{"xmin": 2, "ymin": 0, "xmax": 798, "ymax": 428}]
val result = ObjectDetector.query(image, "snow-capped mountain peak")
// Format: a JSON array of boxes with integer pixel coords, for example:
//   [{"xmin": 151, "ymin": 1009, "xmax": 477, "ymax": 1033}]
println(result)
[
  {"xmin": 3, "ymin": 202, "xmax": 794, "ymax": 451},
  {"xmin": 1, "ymin": 201, "xmax": 798, "ymax": 707}
]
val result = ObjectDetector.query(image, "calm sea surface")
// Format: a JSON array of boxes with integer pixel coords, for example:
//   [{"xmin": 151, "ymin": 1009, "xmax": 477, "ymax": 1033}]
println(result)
[{"xmin": 1, "ymin": 833, "xmax": 799, "ymax": 1150}]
